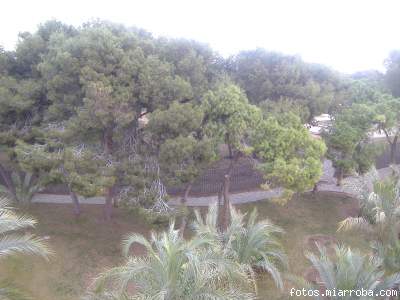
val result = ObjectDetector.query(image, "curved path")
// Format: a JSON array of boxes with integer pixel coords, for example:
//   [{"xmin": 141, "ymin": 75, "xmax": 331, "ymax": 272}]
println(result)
[{"xmin": 32, "ymin": 164, "xmax": 394, "ymax": 207}]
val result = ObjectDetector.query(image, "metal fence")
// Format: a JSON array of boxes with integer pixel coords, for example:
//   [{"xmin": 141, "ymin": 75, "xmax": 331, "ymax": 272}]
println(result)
[
  {"xmin": 18, "ymin": 145, "xmax": 400, "ymax": 198},
  {"xmin": 166, "ymin": 157, "xmax": 265, "ymax": 196}
]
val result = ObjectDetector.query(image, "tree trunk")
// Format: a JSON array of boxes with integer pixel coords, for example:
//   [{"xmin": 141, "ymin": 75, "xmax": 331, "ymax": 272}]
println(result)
[
  {"xmin": 103, "ymin": 128, "xmax": 114, "ymax": 221},
  {"xmin": 69, "ymin": 190, "xmax": 81, "ymax": 217},
  {"xmin": 227, "ymin": 143, "xmax": 233, "ymax": 159},
  {"xmin": 390, "ymin": 136, "xmax": 398, "ymax": 165},
  {"xmin": 134, "ymin": 107, "xmax": 144, "ymax": 137},
  {"xmin": 217, "ymin": 184, "xmax": 223, "ymax": 206},
  {"xmin": 0, "ymin": 164, "xmax": 16, "ymax": 200},
  {"xmin": 336, "ymin": 168, "xmax": 343, "ymax": 186},
  {"xmin": 104, "ymin": 187, "xmax": 113, "ymax": 221},
  {"xmin": 312, "ymin": 182, "xmax": 318, "ymax": 194},
  {"xmin": 220, "ymin": 174, "xmax": 231, "ymax": 231},
  {"xmin": 217, "ymin": 182, "xmax": 224, "ymax": 228},
  {"xmin": 113, "ymin": 196, "xmax": 119, "ymax": 208},
  {"xmin": 218, "ymin": 153, "xmax": 239, "ymax": 231},
  {"xmin": 179, "ymin": 183, "xmax": 192, "ymax": 237}
]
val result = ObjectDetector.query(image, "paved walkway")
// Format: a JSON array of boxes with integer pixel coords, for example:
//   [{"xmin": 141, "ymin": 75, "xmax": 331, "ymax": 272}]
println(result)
[
  {"xmin": 31, "ymin": 193, "xmax": 105, "ymax": 204},
  {"xmin": 168, "ymin": 188, "xmax": 284, "ymax": 206},
  {"xmin": 30, "ymin": 184, "xmax": 350, "ymax": 207},
  {"xmin": 32, "ymin": 163, "xmax": 394, "ymax": 207}
]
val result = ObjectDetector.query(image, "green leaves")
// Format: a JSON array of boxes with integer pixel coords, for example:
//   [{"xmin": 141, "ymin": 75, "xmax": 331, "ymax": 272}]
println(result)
[
  {"xmin": 228, "ymin": 49, "xmax": 344, "ymax": 120},
  {"xmin": 192, "ymin": 204, "xmax": 287, "ymax": 291},
  {"xmin": 302, "ymin": 246, "xmax": 400, "ymax": 299},
  {"xmin": 15, "ymin": 140, "xmax": 114, "ymax": 199},
  {"xmin": 147, "ymin": 101, "xmax": 217, "ymax": 187},
  {"xmin": 0, "ymin": 197, "xmax": 51, "ymax": 259},
  {"xmin": 252, "ymin": 114, "xmax": 326, "ymax": 194},
  {"xmin": 147, "ymin": 101, "xmax": 204, "ymax": 142},
  {"xmin": 159, "ymin": 136, "xmax": 216, "ymax": 185},
  {"xmin": 325, "ymin": 103, "xmax": 380, "ymax": 178},
  {"xmin": 385, "ymin": 50, "xmax": 400, "ymax": 98},
  {"xmin": 202, "ymin": 82, "xmax": 262, "ymax": 154},
  {"xmin": 91, "ymin": 218, "xmax": 256, "ymax": 299},
  {"xmin": 0, "ymin": 198, "xmax": 51, "ymax": 299}
]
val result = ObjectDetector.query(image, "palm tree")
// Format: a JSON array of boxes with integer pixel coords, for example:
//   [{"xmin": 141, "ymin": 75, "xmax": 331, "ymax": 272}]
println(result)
[
  {"xmin": 371, "ymin": 230, "xmax": 400, "ymax": 275},
  {"xmin": 90, "ymin": 222, "xmax": 255, "ymax": 300},
  {"xmin": 338, "ymin": 175, "xmax": 400, "ymax": 243},
  {"xmin": 192, "ymin": 204, "xmax": 287, "ymax": 291},
  {"xmin": 0, "ymin": 172, "xmax": 42, "ymax": 204},
  {"xmin": 0, "ymin": 197, "xmax": 50, "ymax": 258},
  {"xmin": 82, "ymin": 292, "xmax": 127, "ymax": 300},
  {"xmin": 0, "ymin": 197, "xmax": 51, "ymax": 299},
  {"xmin": 301, "ymin": 245, "xmax": 400, "ymax": 300}
]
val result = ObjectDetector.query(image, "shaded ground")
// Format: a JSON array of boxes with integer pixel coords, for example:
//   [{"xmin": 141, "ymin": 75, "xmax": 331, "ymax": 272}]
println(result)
[{"xmin": 0, "ymin": 193, "xmax": 368, "ymax": 300}]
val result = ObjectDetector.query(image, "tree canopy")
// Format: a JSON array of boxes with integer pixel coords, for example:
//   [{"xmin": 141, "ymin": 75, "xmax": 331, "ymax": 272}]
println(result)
[
  {"xmin": 0, "ymin": 19, "xmax": 365, "ymax": 220},
  {"xmin": 226, "ymin": 49, "xmax": 347, "ymax": 121},
  {"xmin": 385, "ymin": 50, "xmax": 400, "ymax": 97}
]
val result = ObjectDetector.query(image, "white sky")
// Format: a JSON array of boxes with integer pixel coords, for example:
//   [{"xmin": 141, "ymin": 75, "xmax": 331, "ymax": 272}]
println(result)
[{"xmin": 1, "ymin": 0, "xmax": 399, "ymax": 73}]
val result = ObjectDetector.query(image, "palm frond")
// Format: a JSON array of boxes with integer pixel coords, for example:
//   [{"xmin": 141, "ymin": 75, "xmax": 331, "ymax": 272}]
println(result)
[
  {"xmin": 0, "ymin": 211, "xmax": 37, "ymax": 235},
  {"xmin": 91, "ymin": 216, "xmax": 257, "ymax": 299},
  {"xmin": 0, "ymin": 284, "xmax": 32, "ymax": 300},
  {"xmin": 0, "ymin": 234, "xmax": 51, "ymax": 259},
  {"xmin": 304, "ymin": 245, "xmax": 400, "ymax": 296},
  {"xmin": 122, "ymin": 234, "xmax": 155, "ymax": 257},
  {"xmin": 337, "ymin": 216, "xmax": 371, "ymax": 232}
]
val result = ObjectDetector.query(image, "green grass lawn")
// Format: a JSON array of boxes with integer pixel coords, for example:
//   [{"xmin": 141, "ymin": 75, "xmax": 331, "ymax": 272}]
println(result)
[{"xmin": 0, "ymin": 192, "xmax": 368, "ymax": 300}]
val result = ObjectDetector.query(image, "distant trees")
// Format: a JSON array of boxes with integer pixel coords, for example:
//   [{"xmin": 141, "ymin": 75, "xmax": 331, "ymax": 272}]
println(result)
[
  {"xmin": 1, "ymin": 20, "xmax": 331, "ymax": 221},
  {"xmin": 374, "ymin": 97, "xmax": 400, "ymax": 165},
  {"xmin": 259, "ymin": 98, "xmax": 310, "ymax": 123},
  {"xmin": 325, "ymin": 104, "xmax": 378, "ymax": 185},
  {"xmin": 344, "ymin": 77, "xmax": 400, "ymax": 166},
  {"xmin": 157, "ymin": 38, "xmax": 223, "ymax": 100},
  {"xmin": 226, "ymin": 49, "xmax": 346, "ymax": 121},
  {"xmin": 385, "ymin": 50, "xmax": 400, "ymax": 98}
]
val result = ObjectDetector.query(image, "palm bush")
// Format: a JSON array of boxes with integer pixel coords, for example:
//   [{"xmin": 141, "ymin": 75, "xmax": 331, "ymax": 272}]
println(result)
[
  {"xmin": 0, "ymin": 172, "xmax": 42, "ymax": 204},
  {"xmin": 192, "ymin": 204, "xmax": 287, "ymax": 290},
  {"xmin": 302, "ymin": 245, "xmax": 400, "ymax": 300},
  {"xmin": 89, "ymin": 222, "xmax": 255, "ymax": 300},
  {"xmin": 0, "ymin": 197, "xmax": 50, "ymax": 258},
  {"xmin": 372, "ymin": 236, "xmax": 400, "ymax": 275},
  {"xmin": 338, "ymin": 175, "xmax": 400, "ymax": 243},
  {"xmin": 0, "ymin": 197, "xmax": 51, "ymax": 299}
]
